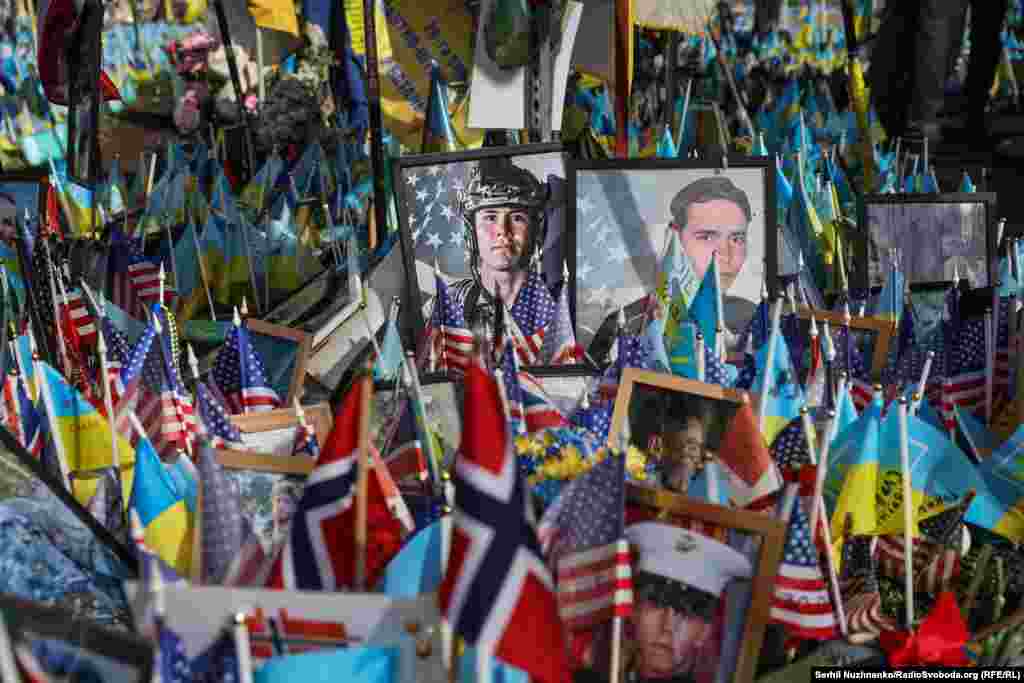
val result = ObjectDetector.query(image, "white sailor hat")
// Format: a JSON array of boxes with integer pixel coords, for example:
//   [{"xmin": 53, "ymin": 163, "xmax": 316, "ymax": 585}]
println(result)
[{"xmin": 626, "ymin": 522, "xmax": 753, "ymax": 598}]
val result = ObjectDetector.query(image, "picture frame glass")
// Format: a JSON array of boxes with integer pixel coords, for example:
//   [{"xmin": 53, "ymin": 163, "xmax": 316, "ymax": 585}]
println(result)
[
  {"xmin": 396, "ymin": 146, "xmax": 574, "ymax": 369},
  {"xmin": 573, "ymin": 164, "xmax": 770, "ymax": 362},
  {"xmin": 864, "ymin": 200, "xmax": 990, "ymax": 288}
]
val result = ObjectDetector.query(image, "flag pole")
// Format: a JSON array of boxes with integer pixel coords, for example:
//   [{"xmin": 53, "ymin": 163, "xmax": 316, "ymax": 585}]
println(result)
[
  {"xmin": 190, "ymin": 217, "xmax": 217, "ymax": 321},
  {"xmin": 809, "ymin": 408, "xmax": 847, "ymax": 638},
  {"xmin": 96, "ymin": 326, "xmax": 124, "ymax": 513},
  {"xmin": 695, "ymin": 331, "xmax": 705, "ymax": 382},
  {"xmin": 897, "ymin": 396, "xmax": 914, "ymax": 628},
  {"xmin": 609, "ymin": 422, "xmax": 630, "ymax": 683},
  {"xmin": 985, "ymin": 308, "xmax": 994, "ymax": 425},
  {"xmin": 31, "ymin": 332, "xmax": 71, "ymax": 490},
  {"xmin": 911, "ymin": 353, "xmax": 934, "ymax": 416},
  {"xmin": 354, "ymin": 362, "xmax": 374, "ymax": 591}
]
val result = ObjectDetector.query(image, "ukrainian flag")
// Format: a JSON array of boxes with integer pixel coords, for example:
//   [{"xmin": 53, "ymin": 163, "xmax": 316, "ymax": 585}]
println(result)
[
  {"xmin": 968, "ymin": 459, "xmax": 1024, "ymax": 544},
  {"xmin": 129, "ymin": 436, "xmax": 193, "ymax": 576},
  {"xmin": 752, "ymin": 331, "xmax": 805, "ymax": 445},
  {"xmin": 38, "ymin": 363, "xmax": 135, "ymax": 507},
  {"xmin": 826, "ymin": 398, "xmax": 882, "ymax": 551}
]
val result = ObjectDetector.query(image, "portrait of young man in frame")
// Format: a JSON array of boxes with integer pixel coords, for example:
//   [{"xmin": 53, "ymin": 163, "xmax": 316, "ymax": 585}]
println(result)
[
  {"xmin": 396, "ymin": 144, "xmax": 580, "ymax": 371},
  {"xmin": 571, "ymin": 159, "xmax": 775, "ymax": 364}
]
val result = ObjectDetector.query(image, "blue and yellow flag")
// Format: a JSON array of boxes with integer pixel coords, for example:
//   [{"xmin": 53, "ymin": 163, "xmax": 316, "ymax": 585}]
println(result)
[
  {"xmin": 37, "ymin": 363, "xmax": 135, "ymax": 506},
  {"xmin": 688, "ymin": 256, "xmax": 720, "ymax": 352},
  {"xmin": 826, "ymin": 399, "xmax": 882, "ymax": 547},
  {"xmin": 752, "ymin": 331, "xmax": 804, "ymax": 444},
  {"xmin": 128, "ymin": 435, "xmax": 193, "ymax": 576}
]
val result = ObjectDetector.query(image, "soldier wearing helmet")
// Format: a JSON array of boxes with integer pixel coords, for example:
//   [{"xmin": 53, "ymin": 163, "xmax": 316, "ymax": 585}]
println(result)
[{"xmin": 452, "ymin": 159, "xmax": 560, "ymax": 360}]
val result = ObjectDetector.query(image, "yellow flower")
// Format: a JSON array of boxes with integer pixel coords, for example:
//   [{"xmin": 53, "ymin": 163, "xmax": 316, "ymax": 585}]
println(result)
[
  {"xmin": 515, "ymin": 435, "xmax": 532, "ymax": 453},
  {"xmin": 627, "ymin": 446, "xmax": 648, "ymax": 481},
  {"xmin": 543, "ymin": 431, "xmax": 557, "ymax": 448}
]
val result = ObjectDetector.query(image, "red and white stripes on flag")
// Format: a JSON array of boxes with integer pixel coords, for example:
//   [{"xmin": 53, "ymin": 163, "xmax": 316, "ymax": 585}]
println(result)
[
  {"xmin": 60, "ymin": 291, "xmax": 97, "ymax": 348},
  {"xmin": 941, "ymin": 372, "xmax": 986, "ymax": 431},
  {"xmin": 427, "ymin": 323, "xmax": 473, "ymax": 374},
  {"xmin": 770, "ymin": 564, "xmax": 838, "ymax": 641},
  {"xmin": 556, "ymin": 539, "xmax": 633, "ymax": 632},
  {"xmin": 874, "ymin": 535, "xmax": 960, "ymax": 595}
]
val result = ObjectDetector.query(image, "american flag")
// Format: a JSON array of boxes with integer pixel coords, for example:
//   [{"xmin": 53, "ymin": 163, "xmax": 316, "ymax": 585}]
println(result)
[
  {"xmin": 212, "ymin": 321, "xmax": 281, "ymax": 414},
  {"xmin": 109, "ymin": 228, "xmax": 177, "ymax": 321},
  {"xmin": 536, "ymin": 454, "xmax": 633, "ymax": 631},
  {"xmin": 596, "ymin": 333, "xmax": 653, "ymax": 402},
  {"xmin": 157, "ymin": 620, "xmax": 193, "ymax": 683},
  {"xmin": 113, "ymin": 314, "xmax": 160, "ymax": 442},
  {"xmin": 146, "ymin": 330, "xmax": 198, "ymax": 458},
  {"xmin": 195, "ymin": 380, "xmax": 243, "ymax": 449},
  {"xmin": 770, "ymin": 495, "xmax": 838, "ymax": 640},
  {"xmin": 941, "ymin": 373, "xmax": 986, "ymax": 431},
  {"xmin": 197, "ymin": 443, "xmax": 247, "ymax": 585},
  {"xmin": 499, "ymin": 344, "xmax": 526, "ymax": 435},
  {"xmin": 439, "ymin": 359, "xmax": 569, "ymax": 683},
  {"xmin": 100, "ymin": 316, "xmax": 130, "ymax": 404},
  {"xmin": 59, "ymin": 289, "xmax": 97, "ymax": 348},
  {"xmin": 832, "ymin": 325, "xmax": 873, "ymax": 410},
  {"xmin": 222, "ymin": 533, "xmax": 272, "ymax": 587},
  {"xmin": 540, "ymin": 280, "xmax": 583, "ymax": 365},
  {"xmin": 503, "ymin": 272, "xmax": 557, "ymax": 365},
  {"xmin": 873, "ymin": 493, "xmax": 970, "ymax": 594},
  {"xmin": 703, "ymin": 342, "xmax": 735, "ymax": 387},
  {"xmin": 839, "ymin": 535, "xmax": 896, "ymax": 639},
  {"xmin": 570, "ymin": 398, "xmax": 613, "ymax": 443},
  {"xmin": 425, "ymin": 270, "xmax": 472, "ymax": 375}
]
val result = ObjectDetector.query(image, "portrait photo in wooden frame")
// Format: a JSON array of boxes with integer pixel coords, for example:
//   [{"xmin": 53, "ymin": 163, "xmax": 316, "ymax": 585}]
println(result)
[
  {"xmin": 860, "ymin": 193, "xmax": 998, "ymax": 291},
  {"xmin": 0, "ymin": 593, "xmax": 154, "ymax": 682},
  {"xmin": 568, "ymin": 156, "xmax": 777, "ymax": 366},
  {"xmin": 609, "ymin": 369, "xmax": 780, "ymax": 510},
  {"xmin": 214, "ymin": 403, "xmax": 331, "ymax": 550},
  {"xmin": 592, "ymin": 483, "xmax": 786, "ymax": 683},
  {"xmin": 794, "ymin": 305, "xmax": 896, "ymax": 382},
  {"xmin": 393, "ymin": 143, "xmax": 575, "ymax": 372}
]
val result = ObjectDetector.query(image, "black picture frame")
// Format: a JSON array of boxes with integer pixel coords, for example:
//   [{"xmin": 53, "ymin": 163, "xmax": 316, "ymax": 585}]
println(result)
[
  {"xmin": 860, "ymin": 192, "xmax": 998, "ymax": 291},
  {"xmin": 567, "ymin": 156, "xmax": 777, "ymax": 364},
  {"xmin": 393, "ymin": 143, "xmax": 580, "ymax": 373},
  {"xmin": 0, "ymin": 593, "xmax": 153, "ymax": 681}
]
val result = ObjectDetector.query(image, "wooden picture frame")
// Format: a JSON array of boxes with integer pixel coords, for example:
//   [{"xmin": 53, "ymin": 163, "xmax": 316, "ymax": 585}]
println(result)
[
  {"xmin": 215, "ymin": 402, "xmax": 332, "ymax": 475},
  {"xmin": 568, "ymin": 156, "xmax": 777, "ymax": 365},
  {"xmin": 245, "ymin": 318, "xmax": 314, "ymax": 406},
  {"xmin": 794, "ymin": 305, "xmax": 896, "ymax": 381},
  {"xmin": 860, "ymin": 192, "xmax": 998, "ymax": 291},
  {"xmin": 623, "ymin": 483, "xmax": 787, "ymax": 683},
  {"xmin": 393, "ymin": 143, "xmax": 574, "ymax": 372},
  {"xmin": 0, "ymin": 594, "xmax": 153, "ymax": 682}
]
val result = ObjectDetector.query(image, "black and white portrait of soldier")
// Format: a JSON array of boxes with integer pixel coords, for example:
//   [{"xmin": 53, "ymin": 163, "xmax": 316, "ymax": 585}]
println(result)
[
  {"xmin": 402, "ymin": 150, "xmax": 577, "ymax": 367},
  {"xmin": 866, "ymin": 202, "xmax": 990, "ymax": 288}
]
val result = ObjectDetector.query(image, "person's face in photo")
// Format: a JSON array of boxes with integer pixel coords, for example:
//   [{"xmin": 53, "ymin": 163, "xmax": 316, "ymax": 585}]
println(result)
[
  {"xmin": 474, "ymin": 206, "xmax": 531, "ymax": 275},
  {"xmin": 679, "ymin": 199, "xmax": 749, "ymax": 292},
  {"xmin": 632, "ymin": 599, "xmax": 712, "ymax": 679},
  {"xmin": 661, "ymin": 415, "xmax": 708, "ymax": 493}
]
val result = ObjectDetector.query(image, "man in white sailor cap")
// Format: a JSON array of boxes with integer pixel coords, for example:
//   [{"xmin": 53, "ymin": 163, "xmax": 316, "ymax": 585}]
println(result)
[{"xmin": 623, "ymin": 522, "xmax": 753, "ymax": 683}]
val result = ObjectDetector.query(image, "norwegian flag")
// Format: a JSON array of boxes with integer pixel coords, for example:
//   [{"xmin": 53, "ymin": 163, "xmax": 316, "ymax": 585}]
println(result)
[
  {"xmin": 439, "ymin": 359, "xmax": 570, "ymax": 683},
  {"xmin": 36, "ymin": 0, "xmax": 121, "ymax": 105},
  {"xmin": 265, "ymin": 377, "xmax": 404, "ymax": 591},
  {"xmin": 425, "ymin": 272, "xmax": 472, "ymax": 374},
  {"xmin": 383, "ymin": 396, "xmax": 428, "ymax": 485},
  {"xmin": 212, "ymin": 321, "xmax": 281, "ymax": 414},
  {"xmin": 770, "ymin": 494, "xmax": 838, "ymax": 641},
  {"xmin": 109, "ymin": 229, "xmax": 176, "ymax": 320}
]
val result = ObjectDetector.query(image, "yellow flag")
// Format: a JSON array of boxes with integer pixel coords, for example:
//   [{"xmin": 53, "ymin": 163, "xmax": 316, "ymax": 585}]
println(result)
[{"xmin": 248, "ymin": 0, "xmax": 299, "ymax": 36}]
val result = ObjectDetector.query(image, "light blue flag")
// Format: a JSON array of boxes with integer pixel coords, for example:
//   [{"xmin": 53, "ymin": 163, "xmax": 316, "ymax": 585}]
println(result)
[
  {"xmin": 95, "ymin": 291, "xmax": 148, "ymax": 342},
  {"xmin": 460, "ymin": 646, "xmax": 531, "ymax": 683},
  {"xmin": 990, "ymin": 423, "xmax": 1024, "ymax": 477},
  {"xmin": 172, "ymin": 219, "xmax": 202, "ymax": 304},
  {"xmin": 874, "ymin": 259, "xmax": 904, "ymax": 323},
  {"xmin": 667, "ymin": 321, "xmax": 699, "ymax": 379},
  {"xmin": 752, "ymin": 331, "xmax": 805, "ymax": 444},
  {"xmin": 687, "ymin": 461, "xmax": 733, "ymax": 506},
  {"xmin": 166, "ymin": 453, "xmax": 198, "ymax": 514},
  {"xmin": 644, "ymin": 316, "xmax": 670, "ymax": 372},
  {"xmin": 966, "ymin": 458, "xmax": 1024, "ymax": 543},
  {"xmin": 656, "ymin": 125, "xmax": 678, "ymax": 159},
  {"xmin": 688, "ymin": 257, "xmax": 719, "ymax": 352},
  {"xmin": 378, "ymin": 520, "xmax": 444, "ymax": 597},
  {"xmin": 776, "ymin": 157, "xmax": 794, "ymax": 216},
  {"xmin": 956, "ymin": 404, "xmax": 996, "ymax": 457},
  {"xmin": 374, "ymin": 316, "xmax": 404, "ymax": 382},
  {"xmin": 255, "ymin": 646, "xmax": 398, "ymax": 682},
  {"xmin": 998, "ymin": 256, "xmax": 1018, "ymax": 297},
  {"xmin": 959, "ymin": 171, "xmax": 976, "ymax": 193},
  {"xmin": 916, "ymin": 397, "xmax": 945, "ymax": 434}
]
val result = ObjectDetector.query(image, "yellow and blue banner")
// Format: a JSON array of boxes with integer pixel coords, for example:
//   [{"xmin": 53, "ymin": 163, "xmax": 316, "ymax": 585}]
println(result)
[{"xmin": 129, "ymin": 435, "xmax": 193, "ymax": 576}]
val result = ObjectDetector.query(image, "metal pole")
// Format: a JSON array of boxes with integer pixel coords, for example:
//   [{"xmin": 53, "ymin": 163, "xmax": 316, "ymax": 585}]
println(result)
[{"xmin": 210, "ymin": 0, "xmax": 256, "ymax": 181}]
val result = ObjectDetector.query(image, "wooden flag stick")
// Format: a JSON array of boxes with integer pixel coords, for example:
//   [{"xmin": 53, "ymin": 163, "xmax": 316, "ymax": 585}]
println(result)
[{"xmin": 354, "ymin": 364, "xmax": 374, "ymax": 591}]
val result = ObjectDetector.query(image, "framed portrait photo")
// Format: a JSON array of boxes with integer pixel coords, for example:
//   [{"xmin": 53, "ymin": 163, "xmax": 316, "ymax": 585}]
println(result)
[
  {"xmin": 394, "ymin": 144, "xmax": 577, "ymax": 371},
  {"xmin": 610, "ymin": 369, "xmax": 781, "ymax": 510},
  {"xmin": 568, "ymin": 157, "xmax": 776, "ymax": 364},
  {"xmin": 214, "ymin": 403, "xmax": 333, "ymax": 474},
  {"xmin": 861, "ymin": 193, "xmax": 998, "ymax": 290},
  {"xmin": 793, "ymin": 305, "xmax": 896, "ymax": 382},
  {"xmin": 573, "ymin": 484, "xmax": 785, "ymax": 683}
]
